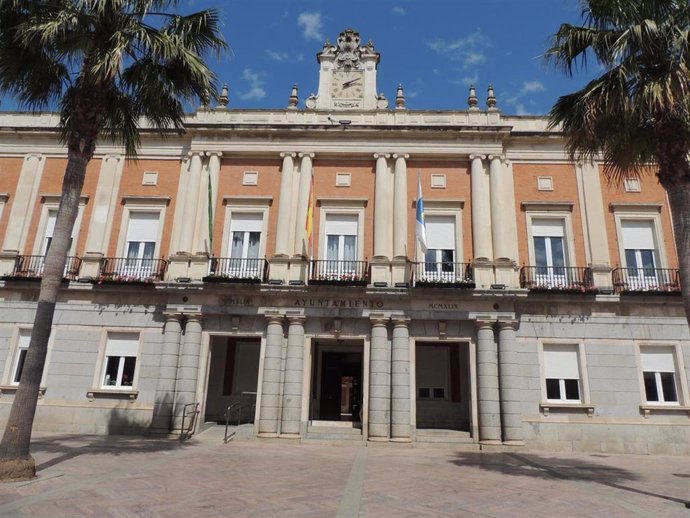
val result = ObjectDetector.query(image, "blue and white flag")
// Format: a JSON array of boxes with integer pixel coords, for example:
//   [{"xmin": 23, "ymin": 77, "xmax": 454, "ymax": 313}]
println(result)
[{"xmin": 416, "ymin": 173, "xmax": 427, "ymax": 254}]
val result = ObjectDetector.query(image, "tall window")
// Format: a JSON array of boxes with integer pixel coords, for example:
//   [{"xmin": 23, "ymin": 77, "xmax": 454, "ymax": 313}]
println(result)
[
  {"xmin": 532, "ymin": 219, "xmax": 567, "ymax": 283},
  {"xmin": 11, "ymin": 329, "xmax": 31, "ymax": 385},
  {"xmin": 123, "ymin": 212, "xmax": 159, "ymax": 275},
  {"xmin": 424, "ymin": 215, "xmax": 456, "ymax": 281},
  {"xmin": 101, "ymin": 333, "xmax": 139, "ymax": 389},
  {"xmin": 640, "ymin": 347, "xmax": 679, "ymax": 404},
  {"xmin": 228, "ymin": 213, "xmax": 262, "ymax": 276},
  {"xmin": 543, "ymin": 344, "xmax": 581, "ymax": 402},
  {"xmin": 325, "ymin": 214, "xmax": 358, "ymax": 274},
  {"xmin": 621, "ymin": 220, "xmax": 659, "ymax": 287}
]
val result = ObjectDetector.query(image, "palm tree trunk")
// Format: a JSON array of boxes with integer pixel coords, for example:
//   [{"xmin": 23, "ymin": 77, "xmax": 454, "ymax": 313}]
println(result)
[
  {"xmin": 666, "ymin": 181, "xmax": 690, "ymax": 328},
  {"xmin": 0, "ymin": 150, "xmax": 89, "ymax": 481}
]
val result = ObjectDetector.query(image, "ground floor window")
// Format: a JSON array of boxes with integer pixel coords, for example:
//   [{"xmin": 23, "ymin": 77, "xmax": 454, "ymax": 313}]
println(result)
[
  {"xmin": 640, "ymin": 347, "xmax": 679, "ymax": 404},
  {"xmin": 543, "ymin": 344, "xmax": 581, "ymax": 402},
  {"xmin": 101, "ymin": 332, "xmax": 139, "ymax": 388}
]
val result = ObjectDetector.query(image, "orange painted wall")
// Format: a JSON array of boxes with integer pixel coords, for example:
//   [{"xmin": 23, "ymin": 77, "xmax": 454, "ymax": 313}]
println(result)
[
  {"xmin": 513, "ymin": 163, "xmax": 587, "ymax": 267},
  {"xmin": 313, "ymin": 159, "xmax": 375, "ymax": 259},
  {"xmin": 599, "ymin": 168, "xmax": 677, "ymax": 268},
  {"xmin": 406, "ymin": 160, "xmax": 472, "ymax": 261},
  {"xmin": 214, "ymin": 158, "xmax": 282, "ymax": 257},
  {"xmin": 106, "ymin": 159, "xmax": 181, "ymax": 258},
  {"xmin": 0, "ymin": 157, "xmax": 25, "ymax": 247},
  {"xmin": 23, "ymin": 157, "xmax": 101, "ymax": 255}
]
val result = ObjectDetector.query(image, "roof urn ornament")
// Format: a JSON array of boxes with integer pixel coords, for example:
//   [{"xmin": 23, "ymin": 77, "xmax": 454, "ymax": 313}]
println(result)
[
  {"xmin": 395, "ymin": 84, "xmax": 406, "ymax": 110},
  {"xmin": 487, "ymin": 84, "xmax": 497, "ymax": 109},
  {"xmin": 217, "ymin": 83, "xmax": 229, "ymax": 109},
  {"xmin": 467, "ymin": 85, "xmax": 479, "ymax": 110},
  {"xmin": 288, "ymin": 84, "xmax": 299, "ymax": 109}
]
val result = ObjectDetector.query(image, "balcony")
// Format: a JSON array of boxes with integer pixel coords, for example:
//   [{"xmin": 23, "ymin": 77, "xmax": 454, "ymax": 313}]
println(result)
[
  {"xmin": 2, "ymin": 255, "xmax": 81, "ymax": 281},
  {"xmin": 612, "ymin": 267, "xmax": 681, "ymax": 294},
  {"xmin": 412, "ymin": 262, "xmax": 474, "ymax": 288},
  {"xmin": 520, "ymin": 266, "xmax": 596, "ymax": 293},
  {"xmin": 203, "ymin": 257, "xmax": 268, "ymax": 284},
  {"xmin": 309, "ymin": 260, "xmax": 369, "ymax": 286},
  {"xmin": 97, "ymin": 257, "xmax": 167, "ymax": 285}
]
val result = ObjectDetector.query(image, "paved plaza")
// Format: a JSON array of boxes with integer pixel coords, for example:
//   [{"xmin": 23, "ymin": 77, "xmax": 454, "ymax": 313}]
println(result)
[{"xmin": 0, "ymin": 429, "xmax": 688, "ymax": 517}]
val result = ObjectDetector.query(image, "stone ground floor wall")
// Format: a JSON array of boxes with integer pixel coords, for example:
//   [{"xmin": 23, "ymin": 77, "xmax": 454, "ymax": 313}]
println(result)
[{"xmin": 0, "ymin": 296, "xmax": 688, "ymax": 454}]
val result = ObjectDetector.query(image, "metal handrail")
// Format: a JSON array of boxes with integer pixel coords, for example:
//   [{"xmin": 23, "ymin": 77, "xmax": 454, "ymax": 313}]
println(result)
[
  {"xmin": 412, "ymin": 261, "xmax": 473, "ymax": 286},
  {"xmin": 180, "ymin": 402, "xmax": 200, "ymax": 441},
  {"xmin": 99, "ymin": 257, "xmax": 167, "ymax": 283},
  {"xmin": 224, "ymin": 403, "xmax": 242, "ymax": 444},
  {"xmin": 9, "ymin": 255, "xmax": 82, "ymax": 281},
  {"xmin": 309, "ymin": 259, "xmax": 370, "ymax": 284},
  {"xmin": 612, "ymin": 267, "xmax": 680, "ymax": 293},
  {"xmin": 208, "ymin": 257, "xmax": 268, "ymax": 282},
  {"xmin": 520, "ymin": 265, "xmax": 594, "ymax": 291}
]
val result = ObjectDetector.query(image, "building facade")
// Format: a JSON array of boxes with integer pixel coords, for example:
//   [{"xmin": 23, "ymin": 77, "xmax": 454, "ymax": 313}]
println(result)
[{"xmin": 0, "ymin": 30, "xmax": 688, "ymax": 454}]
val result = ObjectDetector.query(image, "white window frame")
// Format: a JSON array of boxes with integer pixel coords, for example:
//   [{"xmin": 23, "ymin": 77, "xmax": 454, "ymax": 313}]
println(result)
[
  {"xmin": 524, "ymin": 206, "xmax": 577, "ymax": 271},
  {"xmin": 317, "ymin": 199, "xmax": 366, "ymax": 262},
  {"xmin": 221, "ymin": 198, "xmax": 270, "ymax": 261},
  {"xmin": 32, "ymin": 195, "xmax": 87, "ymax": 257},
  {"xmin": 612, "ymin": 204, "xmax": 668, "ymax": 271},
  {"xmin": 634, "ymin": 343, "xmax": 688, "ymax": 407},
  {"xmin": 94, "ymin": 330, "xmax": 142, "ymax": 391},
  {"xmin": 538, "ymin": 341, "xmax": 591, "ymax": 405},
  {"xmin": 1, "ymin": 326, "xmax": 53, "ymax": 390},
  {"xmin": 116, "ymin": 197, "xmax": 168, "ymax": 260},
  {"xmin": 0, "ymin": 193, "xmax": 8, "ymax": 227},
  {"xmin": 413, "ymin": 199, "xmax": 464, "ymax": 264}
]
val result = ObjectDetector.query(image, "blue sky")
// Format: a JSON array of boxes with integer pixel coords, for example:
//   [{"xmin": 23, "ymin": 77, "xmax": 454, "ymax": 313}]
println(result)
[
  {"xmin": 206, "ymin": 0, "xmax": 598, "ymax": 115},
  {"xmin": 1, "ymin": 0, "xmax": 599, "ymax": 116}
]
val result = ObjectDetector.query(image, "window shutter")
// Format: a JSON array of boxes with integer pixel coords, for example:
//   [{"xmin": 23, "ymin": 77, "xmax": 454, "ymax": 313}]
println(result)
[
  {"xmin": 426, "ymin": 215, "xmax": 455, "ymax": 249},
  {"xmin": 325, "ymin": 214, "xmax": 358, "ymax": 235},
  {"xmin": 230, "ymin": 212, "xmax": 263, "ymax": 232},
  {"xmin": 640, "ymin": 348, "xmax": 675, "ymax": 372},
  {"xmin": 621, "ymin": 220, "xmax": 655, "ymax": 250},
  {"xmin": 18, "ymin": 329, "xmax": 31, "ymax": 349},
  {"xmin": 126, "ymin": 212, "xmax": 160, "ymax": 242},
  {"xmin": 532, "ymin": 218, "xmax": 565, "ymax": 237},
  {"xmin": 106, "ymin": 333, "xmax": 139, "ymax": 357},
  {"xmin": 543, "ymin": 345, "xmax": 579, "ymax": 379}
]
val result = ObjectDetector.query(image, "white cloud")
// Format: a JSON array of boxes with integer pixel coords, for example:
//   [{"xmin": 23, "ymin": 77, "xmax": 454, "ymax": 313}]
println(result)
[
  {"xmin": 426, "ymin": 29, "xmax": 490, "ymax": 69},
  {"xmin": 458, "ymin": 74, "xmax": 479, "ymax": 87},
  {"xmin": 239, "ymin": 69, "xmax": 266, "ymax": 101},
  {"xmin": 393, "ymin": 6, "xmax": 406, "ymax": 15},
  {"xmin": 266, "ymin": 50, "xmax": 289, "ymax": 62},
  {"xmin": 515, "ymin": 103, "xmax": 529, "ymax": 115},
  {"xmin": 505, "ymin": 80, "xmax": 546, "ymax": 105},
  {"xmin": 298, "ymin": 12, "xmax": 323, "ymax": 41}
]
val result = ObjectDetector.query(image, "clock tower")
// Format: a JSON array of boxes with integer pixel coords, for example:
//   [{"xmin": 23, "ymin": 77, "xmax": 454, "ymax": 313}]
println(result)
[{"xmin": 310, "ymin": 29, "xmax": 383, "ymax": 111}]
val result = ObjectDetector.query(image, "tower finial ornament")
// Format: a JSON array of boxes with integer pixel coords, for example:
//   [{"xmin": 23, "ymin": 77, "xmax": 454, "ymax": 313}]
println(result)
[
  {"xmin": 487, "ymin": 84, "xmax": 497, "ymax": 109},
  {"xmin": 467, "ymin": 84, "xmax": 478, "ymax": 110},
  {"xmin": 288, "ymin": 84, "xmax": 299, "ymax": 109},
  {"xmin": 217, "ymin": 83, "xmax": 229, "ymax": 109},
  {"xmin": 396, "ymin": 84, "xmax": 406, "ymax": 110}
]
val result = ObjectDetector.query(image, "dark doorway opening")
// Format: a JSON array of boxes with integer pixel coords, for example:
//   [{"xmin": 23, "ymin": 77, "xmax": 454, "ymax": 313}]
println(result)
[{"xmin": 311, "ymin": 342, "xmax": 363, "ymax": 424}]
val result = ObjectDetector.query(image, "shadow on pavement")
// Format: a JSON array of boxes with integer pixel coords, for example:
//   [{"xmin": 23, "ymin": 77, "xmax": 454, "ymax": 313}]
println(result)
[{"xmin": 451, "ymin": 451, "xmax": 690, "ymax": 508}]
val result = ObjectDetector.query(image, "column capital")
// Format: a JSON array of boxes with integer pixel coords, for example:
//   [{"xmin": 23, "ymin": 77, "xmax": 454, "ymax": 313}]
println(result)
[
  {"xmin": 369, "ymin": 314, "xmax": 389, "ymax": 327},
  {"xmin": 475, "ymin": 319, "xmax": 496, "ymax": 330},
  {"xmin": 103, "ymin": 154, "xmax": 123, "ymax": 162},
  {"xmin": 487, "ymin": 154, "xmax": 505, "ymax": 163},
  {"xmin": 497, "ymin": 319, "xmax": 518, "ymax": 330},
  {"xmin": 280, "ymin": 152, "xmax": 297, "ymax": 159},
  {"xmin": 391, "ymin": 316, "xmax": 411, "ymax": 328},
  {"xmin": 287, "ymin": 314, "xmax": 306, "ymax": 325},
  {"xmin": 265, "ymin": 313, "xmax": 285, "ymax": 325},
  {"xmin": 373, "ymin": 153, "xmax": 391, "ymax": 160},
  {"xmin": 185, "ymin": 313, "xmax": 204, "ymax": 324},
  {"xmin": 162, "ymin": 311, "xmax": 183, "ymax": 321},
  {"xmin": 205, "ymin": 151, "xmax": 223, "ymax": 158},
  {"xmin": 187, "ymin": 150, "xmax": 205, "ymax": 158},
  {"xmin": 392, "ymin": 153, "xmax": 409, "ymax": 160},
  {"xmin": 298, "ymin": 152, "xmax": 315, "ymax": 159},
  {"xmin": 469, "ymin": 154, "xmax": 486, "ymax": 161}
]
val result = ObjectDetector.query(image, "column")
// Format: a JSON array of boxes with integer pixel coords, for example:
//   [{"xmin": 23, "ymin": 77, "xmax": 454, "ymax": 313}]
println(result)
[
  {"xmin": 470, "ymin": 154, "xmax": 492, "ymax": 261},
  {"xmin": 275, "ymin": 152, "xmax": 296, "ymax": 256},
  {"xmin": 476, "ymin": 320, "xmax": 502, "ymax": 443},
  {"xmin": 281, "ymin": 315, "xmax": 305, "ymax": 436},
  {"xmin": 373, "ymin": 153, "xmax": 391, "ymax": 258},
  {"xmin": 152, "ymin": 314, "xmax": 182, "ymax": 431},
  {"xmin": 84, "ymin": 155, "xmax": 123, "ymax": 254},
  {"xmin": 258, "ymin": 315, "xmax": 284, "ymax": 435},
  {"xmin": 392, "ymin": 154, "xmax": 409, "ymax": 258},
  {"xmin": 205, "ymin": 152, "xmax": 222, "ymax": 249},
  {"xmin": 178, "ymin": 152, "xmax": 204, "ymax": 253},
  {"xmin": 2, "ymin": 153, "xmax": 44, "ymax": 252},
  {"xmin": 390, "ymin": 317, "xmax": 411, "ymax": 441},
  {"xmin": 489, "ymin": 155, "xmax": 510, "ymax": 261},
  {"xmin": 498, "ymin": 321, "xmax": 523, "ymax": 443},
  {"xmin": 368, "ymin": 317, "xmax": 390, "ymax": 440},
  {"xmin": 173, "ymin": 314, "xmax": 203, "ymax": 431},
  {"xmin": 293, "ymin": 153, "xmax": 314, "ymax": 257}
]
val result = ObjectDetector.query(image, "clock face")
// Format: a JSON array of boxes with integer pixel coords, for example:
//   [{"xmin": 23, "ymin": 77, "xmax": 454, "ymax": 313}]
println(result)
[{"xmin": 331, "ymin": 70, "xmax": 364, "ymax": 99}]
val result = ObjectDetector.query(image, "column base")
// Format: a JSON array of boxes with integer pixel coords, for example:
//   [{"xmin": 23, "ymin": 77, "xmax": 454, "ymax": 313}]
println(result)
[
  {"xmin": 472, "ymin": 260, "xmax": 495, "ymax": 289},
  {"xmin": 370, "ymin": 256, "xmax": 391, "ymax": 286},
  {"xmin": 502, "ymin": 440, "xmax": 525, "ymax": 446},
  {"xmin": 391, "ymin": 256, "xmax": 410, "ymax": 287},
  {"xmin": 257, "ymin": 432, "xmax": 279, "ymax": 438},
  {"xmin": 167, "ymin": 253, "xmax": 210, "ymax": 281},
  {"xmin": 493, "ymin": 259, "xmax": 519, "ymax": 288},
  {"xmin": 79, "ymin": 252, "xmax": 104, "ymax": 279},
  {"xmin": 268, "ymin": 255, "xmax": 290, "ymax": 284},
  {"xmin": 288, "ymin": 256, "xmax": 308, "ymax": 284},
  {"xmin": 590, "ymin": 263, "xmax": 613, "ymax": 293},
  {"xmin": 390, "ymin": 437, "xmax": 412, "ymax": 443},
  {"xmin": 279, "ymin": 433, "xmax": 301, "ymax": 439},
  {"xmin": 367, "ymin": 437, "xmax": 390, "ymax": 443}
]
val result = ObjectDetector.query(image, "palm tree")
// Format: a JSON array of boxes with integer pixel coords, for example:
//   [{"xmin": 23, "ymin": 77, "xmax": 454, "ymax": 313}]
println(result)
[
  {"xmin": 0, "ymin": 0, "xmax": 226, "ymax": 480},
  {"xmin": 547, "ymin": 0, "xmax": 690, "ymax": 323}
]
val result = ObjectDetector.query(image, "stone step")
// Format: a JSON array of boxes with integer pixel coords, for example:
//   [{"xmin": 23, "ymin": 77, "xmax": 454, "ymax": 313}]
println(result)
[
  {"xmin": 415, "ymin": 429, "xmax": 473, "ymax": 443},
  {"xmin": 306, "ymin": 425, "xmax": 364, "ymax": 441}
]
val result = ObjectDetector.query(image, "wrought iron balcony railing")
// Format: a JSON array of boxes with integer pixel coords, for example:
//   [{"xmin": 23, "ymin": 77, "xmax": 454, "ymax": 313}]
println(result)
[
  {"xmin": 412, "ymin": 262, "xmax": 474, "ymax": 288},
  {"xmin": 98, "ymin": 257, "xmax": 167, "ymax": 283},
  {"xmin": 520, "ymin": 266, "xmax": 595, "ymax": 293},
  {"xmin": 4, "ymin": 255, "xmax": 81, "ymax": 281},
  {"xmin": 612, "ymin": 267, "xmax": 680, "ymax": 294},
  {"xmin": 205, "ymin": 257, "xmax": 268, "ymax": 283},
  {"xmin": 309, "ymin": 259, "xmax": 369, "ymax": 285}
]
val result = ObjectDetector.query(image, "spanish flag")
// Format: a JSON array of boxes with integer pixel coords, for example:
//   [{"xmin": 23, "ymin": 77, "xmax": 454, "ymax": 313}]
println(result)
[{"xmin": 305, "ymin": 172, "xmax": 315, "ymax": 254}]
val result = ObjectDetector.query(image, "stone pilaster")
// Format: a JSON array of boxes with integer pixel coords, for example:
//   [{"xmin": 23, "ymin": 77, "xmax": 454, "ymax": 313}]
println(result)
[
  {"xmin": 83, "ymin": 155, "xmax": 123, "ymax": 256},
  {"xmin": 178, "ymin": 152, "xmax": 204, "ymax": 254},
  {"xmin": 152, "ymin": 313, "xmax": 183, "ymax": 432},
  {"xmin": 368, "ymin": 316, "xmax": 390, "ymax": 441},
  {"xmin": 470, "ymin": 154, "xmax": 495, "ymax": 288},
  {"xmin": 489, "ymin": 155, "xmax": 519, "ymax": 287},
  {"xmin": 258, "ymin": 315, "xmax": 285, "ymax": 436},
  {"xmin": 275, "ymin": 152, "xmax": 297, "ymax": 257},
  {"xmin": 476, "ymin": 320, "xmax": 501, "ymax": 443},
  {"xmin": 371, "ymin": 153, "xmax": 392, "ymax": 286},
  {"xmin": 293, "ymin": 153, "xmax": 314, "ymax": 258},
  {"xmin": 2, "ymin": 153, "xmax": 45, "ymax": 253},
  {"xmin": 392, "ymin": 154, "xmax": 408, "ymax": 258},
  {"xmin": 390, "ymin": 317, "xmax": 411, "ymax": 442},
  {"xmin": 281, "ymin": 315, "xmax": 305, "ymax": 436},
  {"xmin": 498, "ymin": 320, "xmax": 523, "ymax": 444},
  {"xmin": 172, "ymin": 314, "xmax": 203, "ymax": 432}
]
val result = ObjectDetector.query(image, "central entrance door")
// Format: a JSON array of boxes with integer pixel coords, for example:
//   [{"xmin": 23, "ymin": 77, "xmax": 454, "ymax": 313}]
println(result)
[{"xmin": 312, "ymin": 342, "xmax": 363, "ymax": 423}]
